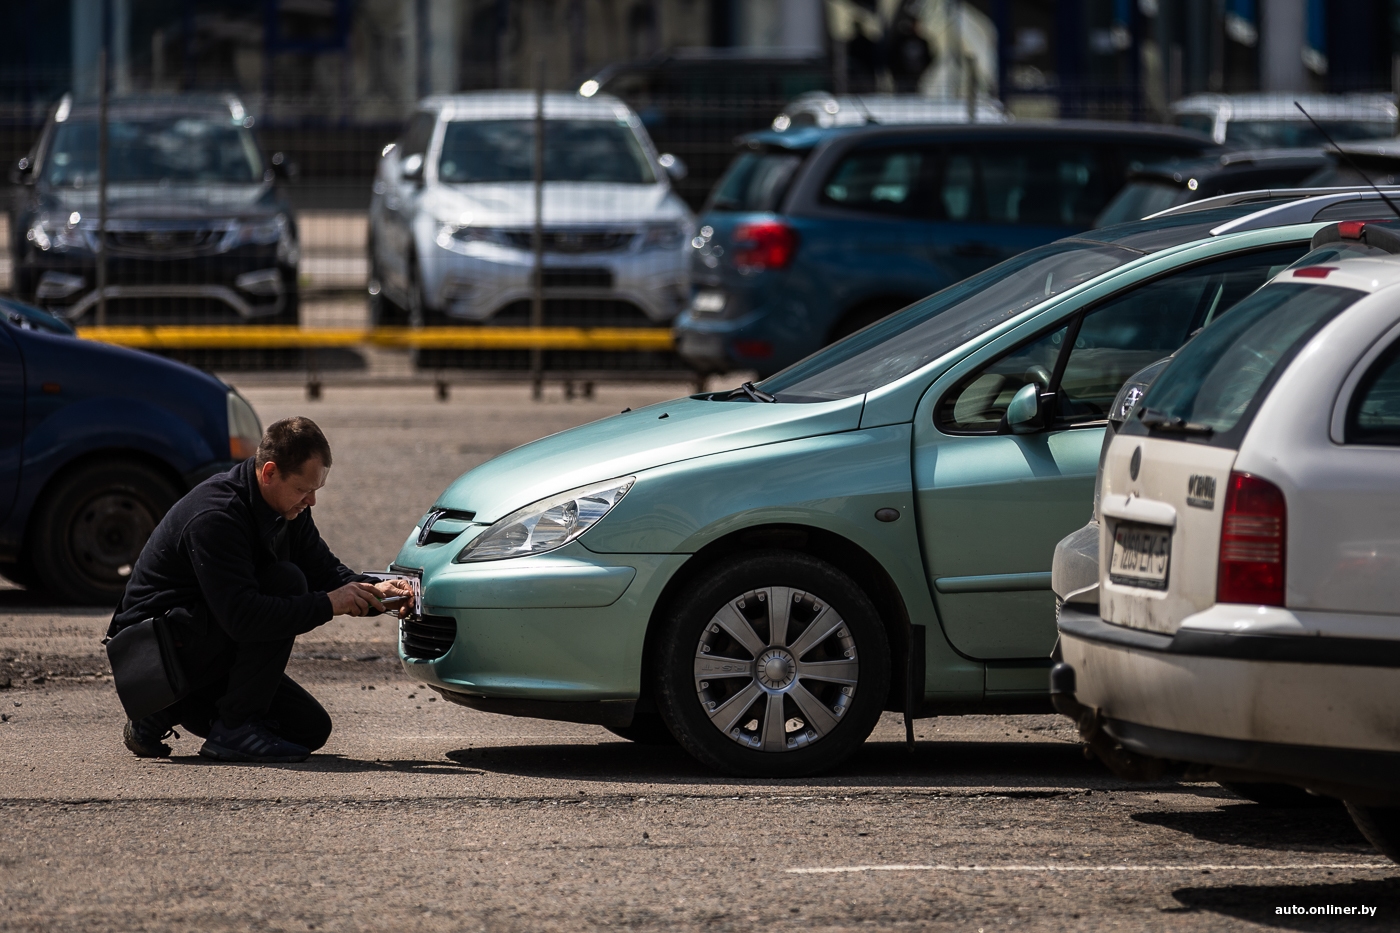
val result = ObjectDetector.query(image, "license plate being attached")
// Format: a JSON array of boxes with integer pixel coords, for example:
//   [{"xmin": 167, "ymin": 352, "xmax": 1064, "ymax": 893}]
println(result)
[{"xmin": 1109, "ymin": 522, "xmax": 1171, "ymax": 590}]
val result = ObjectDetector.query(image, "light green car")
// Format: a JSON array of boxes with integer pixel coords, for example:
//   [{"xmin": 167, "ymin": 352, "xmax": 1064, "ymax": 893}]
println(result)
[{"xmin": 392, "ymin": 191, "xmax": 1384, "ymax": 777}]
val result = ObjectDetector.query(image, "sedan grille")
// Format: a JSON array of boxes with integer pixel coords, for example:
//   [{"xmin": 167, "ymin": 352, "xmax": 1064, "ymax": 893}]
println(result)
[{"xmin": 401, "ymin": 613, "xmax": 457, "ymax": 660}]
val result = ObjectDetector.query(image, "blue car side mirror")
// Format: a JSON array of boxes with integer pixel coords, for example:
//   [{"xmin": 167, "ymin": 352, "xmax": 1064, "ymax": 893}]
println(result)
[{"xmin": 1006, "ymin": 384, "xmax": 1040, "ymax": 434}]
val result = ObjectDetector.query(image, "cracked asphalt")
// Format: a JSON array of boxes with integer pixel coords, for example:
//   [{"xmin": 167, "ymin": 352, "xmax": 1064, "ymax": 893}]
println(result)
[{"xmin": 2, "ymin": 382, "xmax": 1396, "ymax": 932}]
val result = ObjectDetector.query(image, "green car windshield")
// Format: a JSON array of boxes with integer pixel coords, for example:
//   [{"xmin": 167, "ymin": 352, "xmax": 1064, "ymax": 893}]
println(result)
[{"xmin": 758, "ymin": 239, "xmax": 1140, "ymax": 403}]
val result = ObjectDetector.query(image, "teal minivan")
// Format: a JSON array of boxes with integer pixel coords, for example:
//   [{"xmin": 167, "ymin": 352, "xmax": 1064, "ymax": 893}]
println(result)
[{"xmin": 392, "ymin": 189, "xmax": 1396, "ymax": 777}]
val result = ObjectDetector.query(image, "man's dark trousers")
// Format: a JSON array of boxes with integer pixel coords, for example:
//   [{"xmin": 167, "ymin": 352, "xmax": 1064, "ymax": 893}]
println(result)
[{"xmin": 158, "ymin": 562, "xmax": 332, "ymax": 751}]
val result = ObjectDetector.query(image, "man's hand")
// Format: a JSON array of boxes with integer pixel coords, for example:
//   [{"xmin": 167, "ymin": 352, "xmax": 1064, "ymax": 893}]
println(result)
[
  {"xmin": 329, "ymin": 582, "xmax": 386, "ymax": 617},
  {"xmin": 373, "ymin": 579, "xmax": 415, "ymax": 618}
]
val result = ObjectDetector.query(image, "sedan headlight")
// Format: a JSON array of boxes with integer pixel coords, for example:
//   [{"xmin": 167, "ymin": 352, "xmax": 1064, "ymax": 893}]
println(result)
[
  {"xmin": 227, "ymin": 390, "xmax": 262, "ymax": 460},
  {"xmin": 455, "ymin": 477, "xmax": 634, "ymax": 562}
]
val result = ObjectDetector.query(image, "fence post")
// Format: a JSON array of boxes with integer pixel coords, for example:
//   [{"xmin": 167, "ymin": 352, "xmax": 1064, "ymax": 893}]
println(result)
[
  {"xmin": 530, "ymin": 54, "xmax": 545, "ymax": 400},
  {"xmin": 96, "ymin": 46, "xmax": 109, "ymax": 327}
]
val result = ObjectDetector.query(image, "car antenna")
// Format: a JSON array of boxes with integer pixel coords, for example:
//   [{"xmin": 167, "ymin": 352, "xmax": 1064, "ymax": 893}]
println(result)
[
  {"xmin": 853, "ymin": 96, "xmax": 878, "ymax": 125},
  {"xmin": 1294, "ymin": 100, "xmax": 1400, "ymax": 221}
]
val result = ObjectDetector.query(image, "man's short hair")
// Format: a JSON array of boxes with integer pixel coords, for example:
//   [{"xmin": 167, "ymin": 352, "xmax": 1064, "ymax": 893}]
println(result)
[{"xmin": 255, "ymin": 417, "xmax": 333, "ymax": 474}]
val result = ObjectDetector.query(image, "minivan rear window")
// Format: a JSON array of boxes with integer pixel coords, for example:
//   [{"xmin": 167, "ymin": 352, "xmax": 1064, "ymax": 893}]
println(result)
[
  {"xmin": 709, "ymin": 151, "xmax": 806, "ymax": 212},
  {"xmin": 1134, "ymin": 282, "xmax": 1363, "ymax": 441}
]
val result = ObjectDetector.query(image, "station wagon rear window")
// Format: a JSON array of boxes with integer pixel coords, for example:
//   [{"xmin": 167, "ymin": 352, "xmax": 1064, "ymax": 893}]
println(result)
[{"xmin": 1134, "ymin": 282, "xmax": 1363, "ymax": 442}]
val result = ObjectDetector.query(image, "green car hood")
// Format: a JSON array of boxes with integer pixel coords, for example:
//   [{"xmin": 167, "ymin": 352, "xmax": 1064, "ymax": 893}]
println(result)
[{"xmin": 435, "ymin": 394, "xmax": 866, "ymax": 523}]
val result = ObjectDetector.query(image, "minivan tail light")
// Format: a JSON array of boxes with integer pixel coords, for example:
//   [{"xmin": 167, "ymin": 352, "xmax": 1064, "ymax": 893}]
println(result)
[
  {"xmin": 732, "ymin": 221, "xmax": 798, "ymax": 271},
  {"xmin": 1216, "ymin": 471, "xmax": 1287, "ymax": 606}
]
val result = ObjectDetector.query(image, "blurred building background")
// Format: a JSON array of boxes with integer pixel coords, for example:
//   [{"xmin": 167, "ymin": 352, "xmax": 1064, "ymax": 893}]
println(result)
[{"xmin": 0, "ymin": 0, "xmax": 1396, "ymax": 208}]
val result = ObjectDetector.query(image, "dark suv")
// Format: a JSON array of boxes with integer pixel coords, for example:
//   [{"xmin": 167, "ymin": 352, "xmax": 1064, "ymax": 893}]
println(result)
[
  {"xmin": 674, "ymin": 121, "xmax": 1216, "ymax": 377},
  {"xmin": 11, "ymin": 94, "xmax": 300, "ymax": 325}
]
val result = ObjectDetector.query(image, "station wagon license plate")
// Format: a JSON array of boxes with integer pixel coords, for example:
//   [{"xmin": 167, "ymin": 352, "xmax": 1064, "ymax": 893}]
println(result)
[{"xmin": 1109, "ymin": 522, "xmax": 1171, "ymax": 590}]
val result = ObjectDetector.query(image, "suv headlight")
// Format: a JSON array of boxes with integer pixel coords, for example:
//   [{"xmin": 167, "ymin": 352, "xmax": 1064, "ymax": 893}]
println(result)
[
  {"xmin": 641, "ymin": 221, "xmax": 688, "ymax": 251},
  {"xmin": 436, "ymin": 222, "xmax": 511, "ymax": 251},
  {"xmin": 227, "ymin": 390, "xmax": 262, "ymax": 460},
  {"xmin": 455, "ymin": 477, "xmax": 634, "ymax": 562},
  {"xmin": 27, "ymin": 213, "xmax": 88, "ymax": 252},
  {"xmin": 225, "ymin": 214, "xmax": 297, "ymax": 263}
]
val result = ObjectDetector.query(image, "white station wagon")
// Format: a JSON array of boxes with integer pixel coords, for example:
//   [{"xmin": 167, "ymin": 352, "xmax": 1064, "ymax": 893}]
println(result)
[{"xmin": 1051, "ymin": 226, "xmax": 1400, "ymax": 861}]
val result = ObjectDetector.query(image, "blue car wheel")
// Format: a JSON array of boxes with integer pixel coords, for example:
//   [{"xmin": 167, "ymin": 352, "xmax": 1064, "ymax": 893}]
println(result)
[
  {"xmin": 655, "ymin": 551, "xmax": 889, "ymax": 778},
  {"xmin": 30, "ymin": 460, "xmax": 180, "ymax": 605}
]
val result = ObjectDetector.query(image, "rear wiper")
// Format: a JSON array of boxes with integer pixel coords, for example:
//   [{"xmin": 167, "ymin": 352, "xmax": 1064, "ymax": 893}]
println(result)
[
  {"xmin": 726, "ymin": 381, "xmax": 776, "ymax": 403},
  {"xmin": 1139, "ymin": 407, "xmax": 1213, "ymax": 435}
]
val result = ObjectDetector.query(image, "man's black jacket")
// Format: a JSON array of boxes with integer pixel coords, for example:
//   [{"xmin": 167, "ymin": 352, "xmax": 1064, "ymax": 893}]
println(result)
[{"xmin": 109, "ymin": 458, "xmax": 366, "ymax": 642}]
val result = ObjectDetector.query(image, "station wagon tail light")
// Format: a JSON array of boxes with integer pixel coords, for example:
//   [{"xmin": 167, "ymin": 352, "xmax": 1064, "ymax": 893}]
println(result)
[
  {"xmin": 226, "ymin": 390, "xmax": 262, "ymax": 461},
  {"xmin": 1216, "ymin": 471, "xmax": 1287, "ymax": 606},
  {"xmin": 732, "ymin": 221, "xmax": 798, "ymax": 271},
  {"xmin": 456, "ymin": 477, "xmax": 634, "ymax": 562}
]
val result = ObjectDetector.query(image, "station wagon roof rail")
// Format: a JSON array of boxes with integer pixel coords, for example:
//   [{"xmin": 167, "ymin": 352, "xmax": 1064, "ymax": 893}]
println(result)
[{"xmin": 1149, "ymin": 185, "xmax": 1400, "ymax": 219}]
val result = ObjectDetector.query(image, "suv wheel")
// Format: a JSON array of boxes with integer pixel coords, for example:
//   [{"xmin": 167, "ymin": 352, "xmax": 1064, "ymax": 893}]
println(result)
[
  {"xmin": 369, "ymin": 251, "xmax": 410, "ymax": 327},
  {"xmin": 1346, "ymin": 802, "xmax": 1400, "ymax": 864},
  {"xmin": 654, "ymin": 551, "xmax": 889, "ymax": 777},
  {"xmin": 30, "ymin": 461, "xmax": 179, "ymax": 605}
]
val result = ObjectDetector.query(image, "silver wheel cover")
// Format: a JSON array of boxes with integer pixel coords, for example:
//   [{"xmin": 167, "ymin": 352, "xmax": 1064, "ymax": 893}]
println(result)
[{"xmin": 693, "ymin": 586, "xmax": 859, "ymax": 752}]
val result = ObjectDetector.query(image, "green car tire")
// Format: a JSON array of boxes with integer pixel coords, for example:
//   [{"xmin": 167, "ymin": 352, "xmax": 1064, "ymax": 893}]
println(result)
[{"xmin": 655, "ymin": 551, "xmax": 890, "ymax": 778}]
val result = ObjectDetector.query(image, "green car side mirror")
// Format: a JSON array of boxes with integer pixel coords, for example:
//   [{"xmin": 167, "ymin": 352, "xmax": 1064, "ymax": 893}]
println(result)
[{"xmin": 1006, "ymin": 384, "xmax": 1040, "ymax": 434}]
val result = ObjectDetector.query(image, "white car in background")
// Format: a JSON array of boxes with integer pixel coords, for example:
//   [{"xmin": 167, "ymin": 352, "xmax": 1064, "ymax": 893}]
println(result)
[
  {"xmin": 1171, "ymin": 92, "xmax": 1397, "ymax": 147},
  {"xmin": 368, "ymin": 91, "xmax": 694, "ymax": 328},
  {"xmin": 771, "ymin": 92, "xmax": 1007, "ymax": 130},
  {"xmin": 1051, "ymin": 236, "xmax": 1400, "ymax": 861}
]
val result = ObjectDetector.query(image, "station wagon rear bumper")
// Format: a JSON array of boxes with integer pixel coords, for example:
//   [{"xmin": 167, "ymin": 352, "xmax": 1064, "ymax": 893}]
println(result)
[{"xmin": 1055, "ymin": 605, "xmax": 1400, "ymax": 802}]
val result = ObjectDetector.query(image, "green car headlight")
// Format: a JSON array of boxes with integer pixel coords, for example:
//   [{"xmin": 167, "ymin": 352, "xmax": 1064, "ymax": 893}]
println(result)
[{"xmin": 455, "ymin": 477, "xmax": 635, "ymax": 562}]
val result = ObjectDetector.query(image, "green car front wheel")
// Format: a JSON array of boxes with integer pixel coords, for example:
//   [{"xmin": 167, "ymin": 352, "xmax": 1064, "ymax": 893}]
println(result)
[{"xmin": 655, "ymin": 551, "xmax": 890, "ymax": 778}]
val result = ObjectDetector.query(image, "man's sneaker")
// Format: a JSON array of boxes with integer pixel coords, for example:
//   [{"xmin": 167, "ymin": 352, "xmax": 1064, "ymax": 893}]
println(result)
[
  {"xmin": 123, "ymin": 717, "xmax": 179, "ymax": 758},
  {"xmin": 199, "ymin": 720, "xmax": 311, "ymax": 763}
]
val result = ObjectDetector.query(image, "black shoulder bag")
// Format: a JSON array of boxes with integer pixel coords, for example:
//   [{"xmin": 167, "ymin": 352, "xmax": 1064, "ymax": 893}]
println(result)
[{"xmin": 104, "ymin": 609, "xmax": 194, "ymax": 721}]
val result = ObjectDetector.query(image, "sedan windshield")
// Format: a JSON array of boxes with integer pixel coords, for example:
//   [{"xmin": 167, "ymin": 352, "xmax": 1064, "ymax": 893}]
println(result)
[
  {"xmin": 757, "ymin": 240, "xmax": 1140, "ymax": 402},
  {"xmin": 42, "ymin": 118, "xmax": 263, "ymax": 186},
  {"xmin": 438, "ymin": 119, "xmax": 655, "ymax": 184}
]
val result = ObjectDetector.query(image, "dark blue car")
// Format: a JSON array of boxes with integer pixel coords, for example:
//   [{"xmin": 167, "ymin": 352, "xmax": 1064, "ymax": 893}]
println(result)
[
  {"xmin": 0, "ymin": 300, "xmax": 260, "ymax": 603},
  {"xmin": 674, "ymin": 121, "xmax": 1215, "ymax": 377}
]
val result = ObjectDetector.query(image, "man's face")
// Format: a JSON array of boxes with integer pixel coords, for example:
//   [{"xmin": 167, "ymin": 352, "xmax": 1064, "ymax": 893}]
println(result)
[{"xmin": 257, "ymin": 458, "xmax": 329, "ymax": 520}]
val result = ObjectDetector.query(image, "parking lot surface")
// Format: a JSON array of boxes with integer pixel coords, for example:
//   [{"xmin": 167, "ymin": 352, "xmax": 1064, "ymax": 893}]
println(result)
[{"xmin": 2, "ymin": 383, "xmax": 1395, "ymax": 932}]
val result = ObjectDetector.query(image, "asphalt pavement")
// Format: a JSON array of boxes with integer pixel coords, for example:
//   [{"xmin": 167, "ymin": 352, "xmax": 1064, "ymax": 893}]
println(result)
[{"xmin": 2, "ymin": 382, "xmax": 1395, "ymax": 932}]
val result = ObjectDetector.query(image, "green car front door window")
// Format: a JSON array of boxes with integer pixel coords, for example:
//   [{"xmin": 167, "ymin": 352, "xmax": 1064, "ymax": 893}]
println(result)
[
  {"xmin": 757, "ymin": 239, "xmax": 1141, "ymax": 403},
  {"xmin": 936, "ymin": 245, "xmax": 1310, "ymax": 435},
  {"xmin": 918, "ymin": 242, "xmax": 1309, "ymax": 660}
]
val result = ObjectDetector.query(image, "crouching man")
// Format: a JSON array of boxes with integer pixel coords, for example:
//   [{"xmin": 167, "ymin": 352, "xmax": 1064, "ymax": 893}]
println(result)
[{"xmin": 107, "ymin": 416, "xmax": 411, "ymax": 763}]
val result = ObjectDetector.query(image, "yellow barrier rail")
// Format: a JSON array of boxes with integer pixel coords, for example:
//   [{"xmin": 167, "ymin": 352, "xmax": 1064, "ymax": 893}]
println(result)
[{"xmin": 77, "ymin": 325, "xmax": 676, "ymax": 351}]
